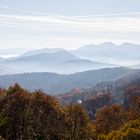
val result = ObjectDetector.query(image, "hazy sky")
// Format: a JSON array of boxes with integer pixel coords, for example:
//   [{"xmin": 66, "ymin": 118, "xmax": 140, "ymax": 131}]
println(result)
[{"xmin": 0, "ymin": 0, "xmax": 140, "ymax": 53}]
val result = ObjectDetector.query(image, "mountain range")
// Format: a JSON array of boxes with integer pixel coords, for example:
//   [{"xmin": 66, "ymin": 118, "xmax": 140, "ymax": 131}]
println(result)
[
  {"xmin": 0, "ymin": 67, "xmax": 138, "ymax": 94},
  {"xmin": 72, "ymin": 42, "xmax": 140, "ymax": 66},
  {"xmin": 0, "ymin": 42, "xmax": 140, "ymax": 75}
]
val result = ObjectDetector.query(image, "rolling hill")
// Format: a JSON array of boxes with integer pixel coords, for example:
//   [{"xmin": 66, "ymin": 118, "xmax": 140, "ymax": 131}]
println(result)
[
  {"xmin": 59, "ymin": 68, "xmax": 140, "ymax": 105},
  {"xmin": 0, "ymin": 67, "xmax": 137, "ymax": 94}
]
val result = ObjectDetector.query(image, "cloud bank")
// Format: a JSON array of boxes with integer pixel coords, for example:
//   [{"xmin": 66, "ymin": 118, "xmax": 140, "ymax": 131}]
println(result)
[{"xmin": 0, "ymin": 12, "xmax": 140, "ymax": 51}]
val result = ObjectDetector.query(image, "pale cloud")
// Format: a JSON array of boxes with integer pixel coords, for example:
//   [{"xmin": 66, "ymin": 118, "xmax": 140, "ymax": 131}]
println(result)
[
  {"xmin": 0, "ymin": 14, "xmax": 140, "ymax": 32},
  {"xmin": 0, "ymin": 13, "xmax": 140, "ymax": 51},
  {"xmin": 0, "ymin": 5, "xmax": 10, "ymax": 9}
]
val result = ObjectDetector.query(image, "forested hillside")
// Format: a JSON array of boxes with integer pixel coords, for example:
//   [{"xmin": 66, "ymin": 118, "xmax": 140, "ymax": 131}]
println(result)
[
  {"xmin": 58, "ymin": 68, "xmax": 140, "ymax": 105},
  {"xmin": 0, "ymin": 84, "xmax": 140, "ymax": 140},
  {"xmin": 0, "ymin": 67, "xmax": 138, "ymax": 94}
]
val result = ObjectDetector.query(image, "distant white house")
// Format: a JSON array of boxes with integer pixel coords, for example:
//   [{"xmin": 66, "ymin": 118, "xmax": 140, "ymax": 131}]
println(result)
[
  {"xmin": 77, "ymin": 99, "xmax": 82, "ymax": 104},
  {"xmin": 97, "ymin": 92, "xmax": 103, "ymax": 96}
]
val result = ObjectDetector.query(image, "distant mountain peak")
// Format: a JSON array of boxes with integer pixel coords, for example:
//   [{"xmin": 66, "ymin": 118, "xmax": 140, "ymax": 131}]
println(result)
[
  {"xmin": 98, "ymin": 42, "xmax": 117, "ymax": 47},
  {"xmin": 121, "ymin": 42, "xmax": 139, "ymax": 47},
  {"xmin": 21, "ymin": 47, "xmax": 66, "ymax": 57}
]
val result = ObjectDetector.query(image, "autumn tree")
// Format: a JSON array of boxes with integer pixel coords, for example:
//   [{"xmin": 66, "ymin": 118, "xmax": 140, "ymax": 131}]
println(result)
[
  {"xmin": 0, "ymin": 84, "xmax": 30, "ymax": 139},
  {"xmin": 82, "ymin": 93, "xmax": 113, "ymax": 119},
  {"xmin": 124, "ymin": 85, "xmax": 140, "ymax": 108},
  {"xmin": 106, "ymin": 119, "xmax": 140, "ymax": 140},
  {"xmin": 27, "ymin": 90, "xmax": 63, "ymax": 140},
  {"xmin": 127, "ymin": 96, "xmax": 140, "ymax": 120},
  {"xmin": 95, "ymin": 104, "xmax": 129, "ymax": 134},
  {"xmin": 0, "ymin": 85, "xmax": 63, "ymax": 139},
  {"xmin": 62, "ymin": 104, "xmax": 94, "ymax": 140}
]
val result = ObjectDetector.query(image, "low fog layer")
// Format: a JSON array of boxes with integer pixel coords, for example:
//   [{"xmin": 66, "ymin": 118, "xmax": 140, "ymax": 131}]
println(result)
[{"xmin": 0, "ymin": 42, "xmax": 140, "ymax": 75}]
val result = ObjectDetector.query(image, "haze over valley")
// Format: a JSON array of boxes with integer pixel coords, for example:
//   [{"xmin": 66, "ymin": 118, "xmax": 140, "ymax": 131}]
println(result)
[{"xmin": 0, "ymin": 42, "xmax": 140, "ymax": 75}]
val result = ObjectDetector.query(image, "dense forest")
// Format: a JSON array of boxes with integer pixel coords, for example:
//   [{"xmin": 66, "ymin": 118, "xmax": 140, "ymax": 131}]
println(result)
[{"xmin": 0, "ymin": 84, "xmax": 140, "ymax": 140}]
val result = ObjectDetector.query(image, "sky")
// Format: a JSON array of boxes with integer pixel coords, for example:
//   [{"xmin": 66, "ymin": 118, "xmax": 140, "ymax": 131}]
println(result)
[{"xmin": 0, "ymin": 0, "xmax": 140, "ymax": 54}]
